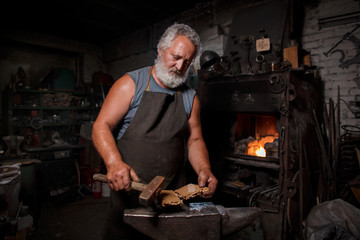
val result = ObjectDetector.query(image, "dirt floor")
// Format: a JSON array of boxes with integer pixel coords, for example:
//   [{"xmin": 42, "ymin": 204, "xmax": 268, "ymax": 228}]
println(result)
[{"xmin": 32, "ymin": 194, "xmax": 109, "ymax": 240}]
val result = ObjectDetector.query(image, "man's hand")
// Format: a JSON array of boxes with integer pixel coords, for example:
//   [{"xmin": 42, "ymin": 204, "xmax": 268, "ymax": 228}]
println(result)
[
  {"xmin": 198, "ymin": 168, "xmax": 218, "ymax": 198},
  {"xmin": 106, "ymin": 162, "xmax": 140, "ymax": 192}
]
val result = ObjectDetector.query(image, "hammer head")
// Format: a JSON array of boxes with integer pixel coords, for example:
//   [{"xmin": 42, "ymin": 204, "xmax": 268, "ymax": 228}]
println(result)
[{"xmin": 139, "ymin": 176, "xmax": 165, "ymax": 207}]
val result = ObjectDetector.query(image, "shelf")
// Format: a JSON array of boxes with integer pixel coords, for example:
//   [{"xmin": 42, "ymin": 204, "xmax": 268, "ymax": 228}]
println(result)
[
  {"xmin": 11, "ymin": 88, "xmax": 100, "ymax": 95},
  {"xmin": 10, "ymin": 122, "xmax": 83, "ymax": 128},
  {"xmin": 2, "ymin": 88, "xmax": 101, "ymax": 149},
  {"xmin": 225, "ymin": 156, "xmax": 280, "ymax": 169},
  {"xmin": 25, "ymin": 145, "xmax": 84, "ymax": 152},
  {"xmin": 12, "ymin": 106, "xmax": 100, "ymax": 110}
]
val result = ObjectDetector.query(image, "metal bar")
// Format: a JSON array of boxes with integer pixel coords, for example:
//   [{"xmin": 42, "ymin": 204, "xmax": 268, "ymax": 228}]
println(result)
[
  {"xmin": 225, "ymin": 157, "xmax": 280, "ymax": 169},
  {"xmin": 299, "ymin": 129, "xmax": 304, "ymax": 240},
  {"xmin": 318, "ymin": 12, "xmax": 360, "ymax": 29},
  {"xmin": 313, "ymin": 109, "xmax": 334, "ymax": 180},
  {"xmin": 329, "ymin": 98, "xmax": 336, "ymax": 171}
]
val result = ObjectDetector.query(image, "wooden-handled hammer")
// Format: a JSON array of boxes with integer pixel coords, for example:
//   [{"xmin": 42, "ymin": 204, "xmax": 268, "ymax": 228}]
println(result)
[{"xmin": 93, "ymin": 174, "xmax": 165, "ymax": 207}]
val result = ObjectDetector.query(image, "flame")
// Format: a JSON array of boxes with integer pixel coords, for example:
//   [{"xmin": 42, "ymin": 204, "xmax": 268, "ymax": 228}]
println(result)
[
  {"xmin": 247, "ymin": 136, "xmax": 277, "ymax": 157},
  {"xmin": 256, "ymin": 147, "xmax": 266, "ymax": 157}
]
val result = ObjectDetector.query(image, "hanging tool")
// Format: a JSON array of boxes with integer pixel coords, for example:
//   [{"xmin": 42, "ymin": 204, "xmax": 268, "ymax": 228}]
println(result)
[{"xmin": 323, "ymin": 24, "xmax": 360, "ymax": 57}]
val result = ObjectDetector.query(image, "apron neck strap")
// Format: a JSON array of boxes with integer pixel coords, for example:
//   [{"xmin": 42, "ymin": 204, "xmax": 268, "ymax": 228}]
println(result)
[{"xmin": 146, "ymin": 66, "xmax": 153, "ymax": 91}]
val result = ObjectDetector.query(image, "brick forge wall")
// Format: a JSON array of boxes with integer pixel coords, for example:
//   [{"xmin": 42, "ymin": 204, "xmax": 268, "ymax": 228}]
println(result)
[{"xmin": 301, "ymin": 0, "xmax": 360, "ymax": 136}]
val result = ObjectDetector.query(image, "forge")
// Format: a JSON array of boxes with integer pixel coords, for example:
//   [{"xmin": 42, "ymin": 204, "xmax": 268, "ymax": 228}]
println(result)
[
  {"xmin": 197, "ymin": 69, "xmax": 325, "ymax": 239},
  {"xmin": 233, "ymin": 114, "xmax": 279, "ymax": 158}
]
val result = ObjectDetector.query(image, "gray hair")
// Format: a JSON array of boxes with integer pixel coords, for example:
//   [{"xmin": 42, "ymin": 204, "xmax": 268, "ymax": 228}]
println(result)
[{"xmin": 157, "ymin": 23, "xmax": 202, "ymax": 58}]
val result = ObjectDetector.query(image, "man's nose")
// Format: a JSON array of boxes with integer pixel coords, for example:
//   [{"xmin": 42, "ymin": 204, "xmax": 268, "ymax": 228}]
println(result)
[{"xmin": 175, "ymin": 60, "xmax": 185, "ymax": 71}]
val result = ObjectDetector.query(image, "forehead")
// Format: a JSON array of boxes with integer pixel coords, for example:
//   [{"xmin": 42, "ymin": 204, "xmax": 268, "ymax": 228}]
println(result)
[{"xmin": 167, "ymin": 35, "xmax": 196, "ymax": 57}]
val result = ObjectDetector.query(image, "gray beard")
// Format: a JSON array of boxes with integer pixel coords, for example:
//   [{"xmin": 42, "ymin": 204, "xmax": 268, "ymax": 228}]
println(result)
[{"xmin": 154, "ymin": 56, "xmax": 188, "ymax": 89}]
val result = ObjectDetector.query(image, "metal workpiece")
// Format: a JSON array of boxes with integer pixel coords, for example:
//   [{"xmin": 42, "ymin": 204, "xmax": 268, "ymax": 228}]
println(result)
[{"xmin": 123, "ymin": 202, "xmax": 262, "ymax": 240}]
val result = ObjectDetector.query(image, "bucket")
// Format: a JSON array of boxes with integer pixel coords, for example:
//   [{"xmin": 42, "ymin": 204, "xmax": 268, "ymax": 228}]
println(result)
[
  {"xmin": 92, "ymin": 180, "xmax": 102, "ymax": 198},
  {"xmin": 101, "ymin": 182, "xmax": 110, "ymax": 197},
  {"xmin": 0, "ymin": 164, "xmax": 21, "ymax": 218}
]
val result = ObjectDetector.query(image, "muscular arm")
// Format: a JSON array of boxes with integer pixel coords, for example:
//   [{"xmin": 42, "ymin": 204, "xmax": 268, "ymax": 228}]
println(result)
[
  {"xmin": 187, "ymin": 95, "xmax": 218, "ymax": 197},
  {"xmin": 92, "ymin": 74, "xmax": 140, "ymax": 191}
]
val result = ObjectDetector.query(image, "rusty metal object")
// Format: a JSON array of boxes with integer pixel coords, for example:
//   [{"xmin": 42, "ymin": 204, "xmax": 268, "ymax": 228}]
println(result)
[
  {"xmin": 139, "ymin": 176, "xmax": 166, "ymax": 207},
  {"xmin": 123, "ymin": 202, "xmax": 262, "ymax": 240},
  {"xmin": 175, "ymin": 184, "xmax": 209, "ymax": 200},
  {"xmin": 159, "ymin": 190, "xmax": 182, "ymax": 207},
  {"xmin": 160, "ymin": 184, "xmax": 209, "ymax": 207}
]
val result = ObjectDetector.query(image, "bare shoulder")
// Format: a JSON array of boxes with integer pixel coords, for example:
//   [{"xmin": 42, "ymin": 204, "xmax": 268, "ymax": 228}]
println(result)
[
  {"xmin": 105, "ymin": 74, "xmax": 135, "ymax": 103},
  {"xmin": 95, "ymin": 74, "xmax": 135, "ymax": 129},
  {"xmin": 111, "ymin": 74, "xmax": 135, "ymax": 94}
]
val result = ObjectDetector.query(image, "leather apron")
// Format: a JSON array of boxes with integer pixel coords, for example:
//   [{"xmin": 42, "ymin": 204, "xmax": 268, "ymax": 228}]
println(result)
[
  {"xmin": 117, "ymin": 68, "xmax": 188, "ymax": 187},
  {"xmin": 102, "ymin": 68, "xmax": 188, "ymax": 240}
]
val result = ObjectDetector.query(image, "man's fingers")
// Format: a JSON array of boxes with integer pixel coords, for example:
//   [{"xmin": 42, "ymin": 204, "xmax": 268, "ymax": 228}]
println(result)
[
  {"xmin": 198, "ymin": 173, "xmax": 208, "ymax": 188},
  {"xmin": 198, "ymin": 170, "xmax": 218, "ymax": 198},
  {"xmin": 106, "ymin": 166, "xmax": 139, "ymax": 192},
  {"xmin": 107, "ymin": 173, "xmax": 127, "ymax": 191},
  {"xmin": 130, "ymin": 168, "xmax": 140, "ymax": 182},
  {"xmin": 109, "ymin": 181, "xmax": 119, "ymax": 191}
]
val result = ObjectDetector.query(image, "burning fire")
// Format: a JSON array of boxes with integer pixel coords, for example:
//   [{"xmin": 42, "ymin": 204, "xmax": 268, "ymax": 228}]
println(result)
[
  {"xmin": 247, "ymin": 136, "xmax": 277, "ymax": 157},
  {"xmin": 256, "ymin": 147, "xmax": 266, "ymax": 157}
]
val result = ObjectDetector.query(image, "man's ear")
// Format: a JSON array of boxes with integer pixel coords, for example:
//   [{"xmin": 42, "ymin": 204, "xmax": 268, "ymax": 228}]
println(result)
[{"xmin": 158, "ymin": 48, "xmax": 162, "ymax": 57}]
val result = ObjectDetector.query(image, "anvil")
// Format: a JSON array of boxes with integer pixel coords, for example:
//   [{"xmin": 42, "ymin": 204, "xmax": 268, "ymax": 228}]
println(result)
[{"xmin": 124, "ymin": 202, "xmax": 262, "ymax": 240}]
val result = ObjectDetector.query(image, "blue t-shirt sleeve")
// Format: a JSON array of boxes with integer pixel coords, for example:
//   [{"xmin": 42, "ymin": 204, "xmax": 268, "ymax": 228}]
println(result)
[
  {"xmin": 181, "ymin": 85, "xmax": 196, "ymax": 119},
  {"xmin": 128, "ymin": 67, "xmax": 150, "ymax": 110}
]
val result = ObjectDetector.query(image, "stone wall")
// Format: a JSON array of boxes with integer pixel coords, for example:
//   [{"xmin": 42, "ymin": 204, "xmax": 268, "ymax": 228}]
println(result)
[{"xmin": 301, "ymin": 0, "xmax": 360, "ymax": 134}]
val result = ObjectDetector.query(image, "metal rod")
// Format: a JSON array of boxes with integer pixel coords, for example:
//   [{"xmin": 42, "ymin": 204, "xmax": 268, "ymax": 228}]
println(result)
[
  {"xmin": 299, "ymin": 129, "xmax": 304, "ymax": 240},
  {"xmin": 323, "ymin": 24, "xmax": 360, "ymax": 57},
  {"xmin": 225, "ymin": 157, "xmax": 280, "ymax": 169}
]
